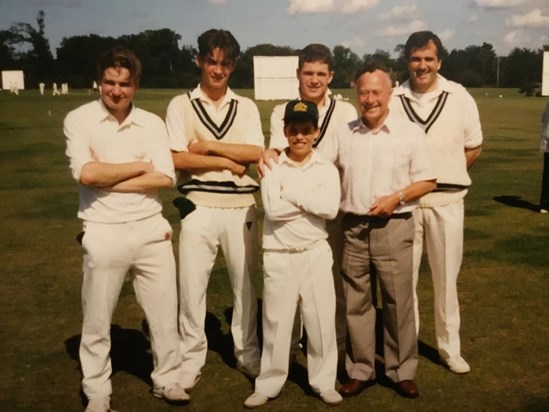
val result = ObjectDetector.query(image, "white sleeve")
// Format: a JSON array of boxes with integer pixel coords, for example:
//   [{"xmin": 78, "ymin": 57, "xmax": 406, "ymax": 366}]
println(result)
[
  {"xmin": 64, "ymin": 108, "xmax": 92, "ymax": 181},
  {"xmin": 462, "ymin": 90, "xmax": 483, "ymax": 148},
  {"xmin": 261, "ymin": 165, "xmax": 302, "ymax": 221},
  {"xmin": 282, "ymin": 162, "xmax": 340, "ymax": 220},
  {"xmin": 147, "ymin": 115, "xmax": 176, "ymax": 184},
  {"xmin": 269, "ymin": 104, "xmax": 288, "ymax": 150},
  {"xmin": 243, "ymin": 99, "xmax": 265, "ymax": 148},
  {"xmin": 165, "ymin": 95, "xmax": 190, "ymax": 153}
]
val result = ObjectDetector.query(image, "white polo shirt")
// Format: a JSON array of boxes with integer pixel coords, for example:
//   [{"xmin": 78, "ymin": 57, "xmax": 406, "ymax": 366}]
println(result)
[
  {"xmin": 261, "ymin": 151, "xmax": 340, "ymax": 251},
  {"xmin": 318, "ymin": 112, "xmax": 435, "ymax": 215},
  {"xmin": 64, "ymin": 100, "xmax": 175, "ymax": 223}
]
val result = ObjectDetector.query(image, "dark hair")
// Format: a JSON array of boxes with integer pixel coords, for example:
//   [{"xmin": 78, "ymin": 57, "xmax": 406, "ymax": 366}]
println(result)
[
  {"xmin": 353, "ymin": 61, "xmax": 392, "ymax": 86},
  {"xmin": 96, "ymin": 47, "xmax": 142, "ymax": 86},
  {"xmin": 298, "ymin": 43, "xmax": 334, "ymax": 71},
  {"xmin": 404, "ymin": 31, "xmax": 444, "ymax": 60},
  {"xmin": 197, "ymin": 29, "xmax": 240, "ymax": 63}
]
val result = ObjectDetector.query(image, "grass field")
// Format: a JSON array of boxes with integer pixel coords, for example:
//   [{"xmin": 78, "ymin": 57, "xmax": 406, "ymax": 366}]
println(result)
[{"xmin": 0, "ymin": 87, "xmax": 548, "ymax": 412}]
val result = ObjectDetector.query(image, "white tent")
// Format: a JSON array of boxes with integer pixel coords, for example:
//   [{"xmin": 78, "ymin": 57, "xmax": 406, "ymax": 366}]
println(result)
[
  {"xmin": 253, "ymin": 56, "xmax": 299, "ymax": 101},
  {"xmin": 1, "ymin": 70, "xmax": 25, "ymax": 91}
]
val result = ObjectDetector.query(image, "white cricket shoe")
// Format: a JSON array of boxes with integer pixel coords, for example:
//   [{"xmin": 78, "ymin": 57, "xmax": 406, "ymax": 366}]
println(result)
[
  {"xmin": 85, "ymin": 396, "xmax": 110, "ymax": 412},
  {"xmin": 179, "ymin": 371, "xmax": 201, "ymax": 391},
  {"xmin": 152, "ymin": 382, "xmax": 190, "ymax": 403},
  {"xmin": 244, "ymin": 392, "xmax": 269, "ymax": 408},
  {"xmin": 442, "ymin": 355, "xmax": 471, "ymax": 374},
  {"xmin": 319, "ymin": 389, "xmax": 343, "ymax": 405}
]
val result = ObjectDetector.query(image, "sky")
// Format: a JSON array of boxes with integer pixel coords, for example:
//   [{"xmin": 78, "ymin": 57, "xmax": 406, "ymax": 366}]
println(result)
[{"xmin": 0, "ymin": 0, "xmax": 548, "ymax": 58}]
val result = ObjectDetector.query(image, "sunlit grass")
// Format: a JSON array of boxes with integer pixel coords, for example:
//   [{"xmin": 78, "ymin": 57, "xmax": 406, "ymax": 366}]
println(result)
[{"xmin": 0, "ymin": 88, "xmax": 547, "ymax": 411}]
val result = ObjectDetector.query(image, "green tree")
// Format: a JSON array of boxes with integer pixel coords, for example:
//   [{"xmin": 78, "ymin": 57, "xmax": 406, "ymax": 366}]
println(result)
[
  {"xmin": 501, "ymin": 47, "xmax": 543, "ymax": 95},
  {"xmin": 8, "ymin": 10, "xmax": 54, "ymax": 86},
  {"xmin": 56, "ymin": 34, "xmax": 117, "ymax": 88},
  {"xmin": 332, "ymin": 45, "xmax": 360, "ymax": 88},
  {"xmin": 444, "ymin": 43, "xmax": 497, "ymax": 87},
  {"xmin": 0, "ymin": 30, "xmax": 17, "ymax": 70},
  {"xmin": 56, "ymin": 30, "xmax": 197, "ymax": 88},
  {"xmin": 120, "ymin": 29, "xmax": 190, "ymax": 87}
]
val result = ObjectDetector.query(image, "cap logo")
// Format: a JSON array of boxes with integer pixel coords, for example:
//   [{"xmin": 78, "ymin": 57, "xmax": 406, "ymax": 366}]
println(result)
[{"xmin": 293, "ymin": 101, "xmax": 308, "ymax": 112}]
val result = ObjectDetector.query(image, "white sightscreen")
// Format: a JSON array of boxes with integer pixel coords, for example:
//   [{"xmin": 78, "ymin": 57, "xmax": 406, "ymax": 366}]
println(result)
[
  {"xmin": 542, "ymin": 52, "xmax": 549, "ymax": 96},
  {"xmin": 1, "ymin": 70, "xmax": 25, "ymax": 90},
  {"xmin": 253, "ymin": 56, "xmax": 299, "ymax": 100}
]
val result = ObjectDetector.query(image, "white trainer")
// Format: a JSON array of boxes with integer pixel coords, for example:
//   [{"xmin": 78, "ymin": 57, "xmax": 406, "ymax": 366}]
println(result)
[
  {"xmin": 244, "ymin": 392, "xmax": 269, "ymax": 408},
  {"xmin": 237, "ymin": 359, "xmax": 261, "ymax": 378},
  {"xmin": 85, "ymin": 396, "xmax": 110, "ymax": 412},
  {"xmin": 152, "ymin": 382, "xmax": 190, "ymax": 403},
  {"xmin": 442, "ymin": 355, "xmax": 471, "ymax": 374},
  {"xmin": 319, "ymin": 389, "xmax": 343, "ymax": 405},
  {"xmin": 179, "ymin": 371, "xmax": 201, "ymax": 391}
]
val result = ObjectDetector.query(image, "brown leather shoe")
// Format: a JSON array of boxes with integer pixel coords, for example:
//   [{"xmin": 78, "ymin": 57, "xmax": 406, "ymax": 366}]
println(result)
[
  {"xmin": 339, "ymin": 378, "xmax": 376, "ymax": 397},
  {"xmin": 395, "ymin": 380, "xmax": 419, "ymax": 398}
]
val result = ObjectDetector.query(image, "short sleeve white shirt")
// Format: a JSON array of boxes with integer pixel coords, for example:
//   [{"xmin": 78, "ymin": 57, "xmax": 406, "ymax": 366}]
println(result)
[
  {"xmin": 318, "ymin": 112, "xmax": 435, "ymax": 215},
  {"xmin": 64, "ymin": 100, "xmax": 175, "ymax": 223}
]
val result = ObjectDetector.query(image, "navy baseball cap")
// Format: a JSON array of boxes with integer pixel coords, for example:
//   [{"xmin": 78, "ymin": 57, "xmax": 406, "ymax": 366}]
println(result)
[{"xmin": 283, "ymin": 100, "xmax": 319, "ymax": 128}]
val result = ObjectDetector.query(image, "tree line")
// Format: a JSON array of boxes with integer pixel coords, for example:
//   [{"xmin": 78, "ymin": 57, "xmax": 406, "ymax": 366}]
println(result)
[{"xmin": 1, "ymin": 11, "xmax": 547, "ymax": 95}]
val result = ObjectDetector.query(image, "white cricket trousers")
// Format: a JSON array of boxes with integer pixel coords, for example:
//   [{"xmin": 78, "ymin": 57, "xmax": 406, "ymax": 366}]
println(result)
[
  {"xmin": 290, "ymin": 214, "xmax": 346, "ymax": 355},
  {"xmin": 255, "ymin": 240, "xmax": 338, "ymax": 397},
  {"xmin": 79, "ymin": 214, "xmax": 181, "ymax": 399},
  {"xmin": 412, "ymin": 201, "xmax": 464, "ymax": 359},
  {"xmin": 177, "ymin": 205, "xmax": 260, "ymax": 374}
]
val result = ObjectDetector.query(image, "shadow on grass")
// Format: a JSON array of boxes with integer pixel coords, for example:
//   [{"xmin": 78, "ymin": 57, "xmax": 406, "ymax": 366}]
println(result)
[
  {"xmin": 223, "ymin": 300, "xmax": 320, "ymax": 397},
  {"xmin": 64, "ymin": 304, "xmax": 442, "ymax": 403},
  {"xmin": 65, "ymin": 311, "xmax": 247, "ymax": 383},
  {"xmin": 493, "ymin": 195, "xmax": 539, "ymax": 211},
  {"xmin": 65, "ymin": 324, "xmax": 154, "ymax": 406},
  {"xmin": 65, "ymin": 325, "xmax": 154, "ymax": 384}
]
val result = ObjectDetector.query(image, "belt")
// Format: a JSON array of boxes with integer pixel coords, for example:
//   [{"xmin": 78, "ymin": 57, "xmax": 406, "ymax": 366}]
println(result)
[
  {"xmin": 343, "ymin": 212, "xmax": 412, "ymax": 221},
  {"xmin": 264, "ymin": 239, "xmax": 324, "ymax": 254}
]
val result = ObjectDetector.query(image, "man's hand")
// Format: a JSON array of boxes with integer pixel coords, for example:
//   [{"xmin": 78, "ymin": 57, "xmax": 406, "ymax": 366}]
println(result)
[
  {"xmin": 258, "ymin": 148, "xmax": 281, "ymax": 178},
  {"xmin": 188, "ymin": 141, "xmax": 211, "ymax": 155},
  {"xmin": 368, "ymin": 193, "xmax": 400, "ymax": 218},
  {"xmin": 224, "ymin": 158, "xmax": 247, "ymax": 176}
]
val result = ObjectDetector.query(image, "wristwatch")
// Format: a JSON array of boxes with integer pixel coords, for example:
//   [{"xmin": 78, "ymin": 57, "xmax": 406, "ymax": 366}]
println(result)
[{"xmin": 398, "ymin": 191, "xmax": 406, "ymax": 206}]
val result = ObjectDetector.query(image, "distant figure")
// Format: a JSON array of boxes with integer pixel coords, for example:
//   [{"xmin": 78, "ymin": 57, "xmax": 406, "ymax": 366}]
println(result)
[
  {"xmin": 61, "ymin": 82, "xmax": 69, "ymax": 95},
  {"xmin": 540, "ymin": 99, "xmax": 549, "ymax": 214},
  {"xmin": 39, "ymin": 82, "xmax": 45, "ymax": 95},
  {"xmin": 52, "ymin": 82, "xmax": 60, "ymax": 96},
  {"xmin": 10, "ymin": 81, "xmax": 19, "ymax": 95},
  {"xmin": 92, "ymin": 80, "xmax": 99, "ymax": 93}
]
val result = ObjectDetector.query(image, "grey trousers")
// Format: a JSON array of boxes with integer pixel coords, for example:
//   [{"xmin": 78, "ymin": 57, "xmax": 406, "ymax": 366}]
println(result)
[{"xmin": 341, "ymin": 213, "xmax": 418, "ymax": 383}]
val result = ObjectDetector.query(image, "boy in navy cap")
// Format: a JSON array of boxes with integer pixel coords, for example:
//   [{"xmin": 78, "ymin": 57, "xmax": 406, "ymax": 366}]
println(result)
[{"xmin": 244, "ymin": 100, "xmax": 342, "ymax": 408}]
